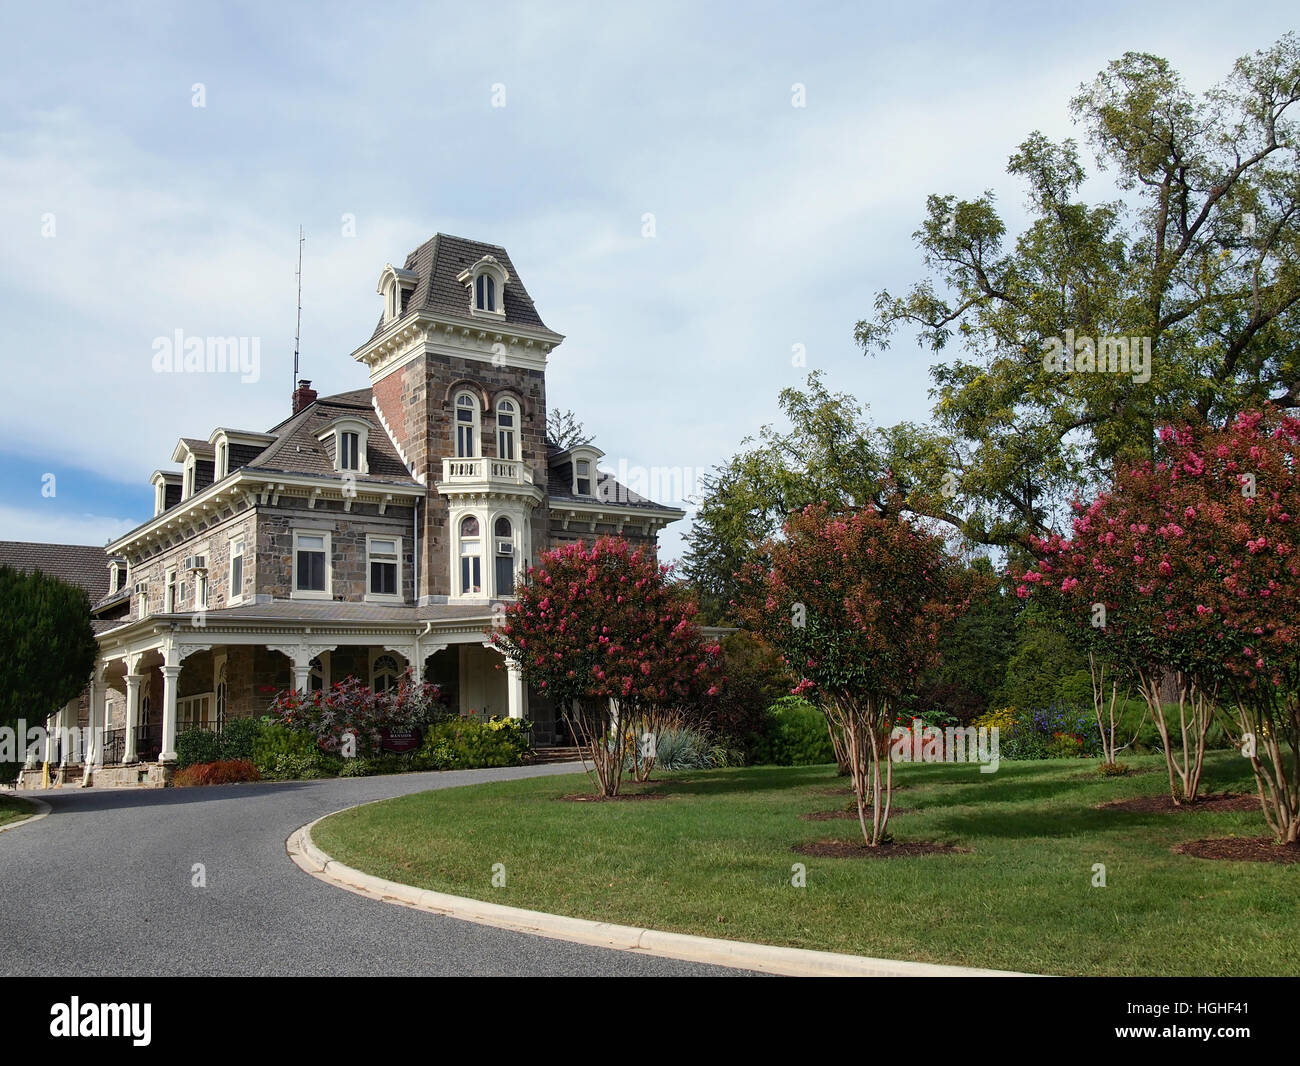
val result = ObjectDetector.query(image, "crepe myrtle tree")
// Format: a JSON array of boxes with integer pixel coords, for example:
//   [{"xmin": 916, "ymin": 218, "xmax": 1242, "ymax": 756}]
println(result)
[
  {"xmin": 1020, "ymin": 410, "xmax": 1300, "ymax": 839},
  {"xmin": 491, "ymin": 537, "xmax": 720, "ymax": 797},
  {"xmin": 738, "ymin": 503, "xmax": 970, "ymax": 846}
]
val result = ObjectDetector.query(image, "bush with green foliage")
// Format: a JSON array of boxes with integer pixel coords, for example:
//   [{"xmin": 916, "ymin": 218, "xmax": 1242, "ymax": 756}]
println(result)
[
  {"xmin": 748, "ymin": 696, "xmax": 835, "ymax": 766},
  {"xmin": 219, "ymin": 716, "xmax": 262, "ymax": 762},
  {"xmin": 252, "ymin": 719, "xmax": 320, "ymax": 776},
  {"xmin": 417, "ymin": 717, "xmax": 530, "ymax": 770},
  {"xmin": 175, "ymin": 728, "xmax": 222, "ymax": 769}
]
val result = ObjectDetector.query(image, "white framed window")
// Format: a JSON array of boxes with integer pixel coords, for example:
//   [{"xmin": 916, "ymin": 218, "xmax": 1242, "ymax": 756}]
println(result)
[
  {"xmin": 138, "ymin": 589, "xmax": 149, "ymax": 619},
  {"xmin": 177, "ymin": 693, "xmax": 214, "ymax": 731},
  {"xmin": 165, "ymin": 568, "xmax": 177, "ymax": 613},
  {"xmin": 215, "ymin": 441, "xmax": 228, "ymax": 479},
  {"xmin": 575, "ymin": 459, "xmax": 593, "ymax": 496},
  {"xmin": 182, "ymin": 458, "xmax": 195, "ymax": 500},
  {"xmin": 475, "ymin": 273, "xmax": 496, "ymax": 312},
  {"xmin": 366, "ymin": 535, "xmax": 401, "ymax": 601},
  {"xmin": 293, "ymin": 530, "xmax": 331, "ymax": 599},
  {"xmin": 493, "ymin": 516, "xmax": 515, "ymax": 597},
  {"xmin": 458, "ymin": 256, "xmax": 509, "ymax": 319},
  {"xmin": 458, "ymin": 515, "xmax": 482, "ymax": 595},
  {"xmin": 496, "ymin": 398, "xmax": 517, "ymax": 460},
  {"xmin": 195, "ymin": 569, "xmax": 209, "ymax": 610},
  {"xmin": 340, "ymin": 431, "xmax": 360, "ymax": 471},
  {"xmin": 154, "ymin": 479, "xmax": 167, "ymax": 516},
  {"xmin": 454, "ymin": 392, "xmax": 480, "ymax": 458},
  {"xmin": 371, "ymin": 653, "xmax": 401, "ymax": 692},
  {"xmin": 317, "ymin": 419, "xmax": 369, "ymax": 474},
  {"xmin": 229, "ymin": 537, "xmax": 245, "ymax": 603}
]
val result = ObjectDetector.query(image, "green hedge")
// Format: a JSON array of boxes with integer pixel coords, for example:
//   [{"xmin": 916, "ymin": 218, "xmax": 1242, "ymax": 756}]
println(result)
[{"xmin": 748, "ymin": 697, "xmax": 835, "ymax": 766}]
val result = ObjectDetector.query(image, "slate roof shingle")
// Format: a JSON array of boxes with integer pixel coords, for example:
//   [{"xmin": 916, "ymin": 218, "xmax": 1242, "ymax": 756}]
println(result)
[
  {"xmin": 369, "ymin": 233, "xmax": 549, "ymax": 341},
  {"xmin": 0, "ymin": 541, "xmax": 110, "ymax": 601}
]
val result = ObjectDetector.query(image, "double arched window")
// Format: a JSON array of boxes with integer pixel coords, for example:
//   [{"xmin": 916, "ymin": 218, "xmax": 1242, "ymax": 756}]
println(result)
[
  {"xmin": 454, "ymin": 392, "xmax": 479, "ymax": 458},
  {"xmin": 496, "ymin": 398, "xmax": 517, "ymax": 460},
  {"xmin": 475, "ymin": 274, "xmax": 496, "ymax": 312}
]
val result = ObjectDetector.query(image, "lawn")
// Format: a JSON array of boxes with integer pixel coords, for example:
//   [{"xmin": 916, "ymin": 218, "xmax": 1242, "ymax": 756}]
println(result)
[
  {"xmin": 0, "ymin": 794, "xmax": 37, "ymax": 829},
  {"xmin": 312, "ymin": 751, "xmax": 1298, "ymax": 976}
]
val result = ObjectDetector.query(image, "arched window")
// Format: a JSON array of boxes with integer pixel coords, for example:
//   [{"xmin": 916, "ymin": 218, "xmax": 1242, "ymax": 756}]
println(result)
[
  {"xmin": 372, "ymin": 654, "xmax": 400, "ymax": 693},
  {"xmin": 459, "ymin": 515, "xmax": 482, "ymax": 594},
  {"xmin": 496, "ymin": 398, "xmax": 517, "ymax": 460},
  {"xmin": 494, "ymin": 516, "xmax": 515, "ymax": 597},
  {"xmin": 475, "ymin": 273, "xmax": 496, "ymax": 312},
  {"xmin": 454, "ymin": 392, "xmax": 479, "ymax": 458}
]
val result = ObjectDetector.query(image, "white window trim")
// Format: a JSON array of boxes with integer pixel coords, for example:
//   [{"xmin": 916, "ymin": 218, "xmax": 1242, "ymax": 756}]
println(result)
[
  {"xmin": 164, "ymin": 567, "xmax": 177, "ymax": 613},
  {"xmin": 177, "ymin": 692, "xmax": 216, "ymax": 731},
  {"xmin": 457, "ymin": 255, "xmax": 510, "ymax": 320},
  {"xmin": 453, "ymin": 391, "xmax": 481, "ymax": 459},
  {"xmin": 292, "ymin": 529, "xmax": 333, "ymax": 600},
  {"xmin": 452, "ymin": 510, "xmax": 486, "ymax": 600},
  {"xmin": 316, "ymin": 418, "xmax": 370, "ymax": 474},
  {"xmin": 228, "ymin": 535, "xmax": 246, "ymax": 605},
  {"xmin": 182, "ymin": 457, "xmax": 196, "ymax": 500},
  {"xmin": 489, "ymin": 511, "xmax": 523, "ymax": 600},
  {"xmin": 496, "ymin": 397, "xmax": 519, "ymax": 460},
  {"xmin": 370, "ymin": 650, "xmax": 403, "ymax": 691},
  {"xmin": 364, "ymin": 534, "xmax": 403, "ymax": 603}
]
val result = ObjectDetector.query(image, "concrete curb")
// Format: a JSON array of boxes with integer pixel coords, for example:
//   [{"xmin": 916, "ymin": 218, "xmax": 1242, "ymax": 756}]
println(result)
[
  {"xmin": 0, "ymin": 796, "xmax": 51, "ymax": 835},
  {"xmin": 287, "ymin": 810, "xmax": 1034, "ymax": 978}
]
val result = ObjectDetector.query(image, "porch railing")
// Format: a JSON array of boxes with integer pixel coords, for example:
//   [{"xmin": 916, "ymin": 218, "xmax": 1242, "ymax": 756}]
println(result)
[{"xmin": 96, "ymin": 726, "xmax": 162, "ymax": 765}]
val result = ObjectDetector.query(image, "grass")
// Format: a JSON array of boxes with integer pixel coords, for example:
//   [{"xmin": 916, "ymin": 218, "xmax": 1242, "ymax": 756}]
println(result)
[
  {"xmin": 0, "ymin": 794, "xmax": 37, "ymax": 828},
  {"xmin": 312, "ymin": 750, "xmax": 1298, "ymax": 976}
]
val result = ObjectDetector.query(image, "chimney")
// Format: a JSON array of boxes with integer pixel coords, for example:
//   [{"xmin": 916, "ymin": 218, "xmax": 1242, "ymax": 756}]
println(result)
[{"xmin": 292, "ymin": 379, "xmax": 317, "ymax": 414}]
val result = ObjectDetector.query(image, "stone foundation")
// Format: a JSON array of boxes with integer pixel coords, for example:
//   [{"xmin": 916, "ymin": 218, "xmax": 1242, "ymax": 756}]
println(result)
[{"xmin": 16, "ymin": 761, "xmax": 172, "ymax": 790}]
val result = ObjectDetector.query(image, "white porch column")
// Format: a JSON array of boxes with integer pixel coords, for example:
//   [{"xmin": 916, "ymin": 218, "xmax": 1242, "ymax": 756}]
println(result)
[
  {"xmin": 292, "ymin": 658, "xmax": 312, "ymax": 694},
  {"xmin": 159, "ymin": 664, "xmax": 181, "ymax": 763},
  {"xmin": 123, "ymin": 673, "xmax": 144, "ymax": 764},
  {"xmin": 80, "ymin": 678, "xmax": 102, "ymax": 782},
  {"xmin": 506, "ymin": 659, "xmax": 526, "ymax": 721},
  {"xmin": 57, "ymin": 702, "xmax": 72, "ymax": 767}
]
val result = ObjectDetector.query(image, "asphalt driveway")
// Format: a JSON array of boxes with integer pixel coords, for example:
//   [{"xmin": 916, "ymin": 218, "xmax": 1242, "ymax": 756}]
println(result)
[{"xmin": 0, "ymin": 764, "xmax": 742, "ymax": 976}]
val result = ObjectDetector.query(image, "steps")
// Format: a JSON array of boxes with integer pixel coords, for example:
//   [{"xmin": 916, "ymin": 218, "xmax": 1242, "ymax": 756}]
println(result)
[{"xmin": 528, "ymin": 746, "xmax": 583, "ymax": 764}]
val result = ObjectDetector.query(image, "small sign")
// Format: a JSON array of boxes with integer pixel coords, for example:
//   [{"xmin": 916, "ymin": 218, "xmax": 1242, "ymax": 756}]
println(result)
[{"xmin": 379, "ymin": 728, "xmax": 422, "ymax": 754}]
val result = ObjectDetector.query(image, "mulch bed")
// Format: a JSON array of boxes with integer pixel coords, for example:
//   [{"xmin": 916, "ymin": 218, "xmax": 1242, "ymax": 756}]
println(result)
[
  {"xmin": 800, "ymin": 806, "xmax": 915, "ymax": 821},
  {"xmin": 1173, "ymin": 837, "xmax": 1300, "ymax": 864},
  {"xmin": 557, "ymin": 792, "xmax": 670, "ymax": 803},
  {"xmin": 1097, "ymin": 791, "xmax": 1259, "ymax": 814},
  {"xmin": 794, "ymin": 839, "xmax": 969, "ymax": 859}
]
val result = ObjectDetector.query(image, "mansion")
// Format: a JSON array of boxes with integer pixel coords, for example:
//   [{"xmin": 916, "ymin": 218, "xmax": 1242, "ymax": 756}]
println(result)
[{"xmin": 9, "ymin": 233, "xmax": 683, "ymax": 788}]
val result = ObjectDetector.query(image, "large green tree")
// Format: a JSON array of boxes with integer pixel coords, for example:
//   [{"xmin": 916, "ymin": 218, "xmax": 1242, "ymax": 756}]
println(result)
[
  {"xmin": 857, "ymin": 34, "xmax": 1300, "ymax": 550},
  {"xmin": 0, "ymin": 565, "xmax": 97, "ymax": 736}
]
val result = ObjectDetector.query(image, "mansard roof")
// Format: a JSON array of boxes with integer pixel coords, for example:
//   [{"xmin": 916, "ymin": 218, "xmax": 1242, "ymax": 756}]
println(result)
[
  {"xmin": 369, "ymin": 233, "xmax": 549, "ymax": 340},
  {"xmin": 252, "ymin": 389, "xmax": 417, "ymax": 483}
]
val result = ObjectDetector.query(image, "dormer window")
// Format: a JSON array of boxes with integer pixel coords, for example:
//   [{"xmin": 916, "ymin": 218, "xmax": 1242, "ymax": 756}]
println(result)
[
  {"xmin": 182, "ymin": 457, "xmax": 196, "ymax": 500},
  {"xmin": 575, "ymin": 459, "xmax": 592, "ymax": 496},
  {"xmin": 316, "ymin": 418, "xmax": 370, "ymax": 474},
  {"xmin": 457, "ymin": 255, "xmax": 510, "ymax": 319},
  {"xmin": 376, "ymin": 264, "xmax": 418, "ymax": 325},
  {"xmin": 215, "ymin": 440, "xmax": 228, "ymax": 479},
  {"xmin": 108, "ymin": 561, "xmax": 126, "ymax": 594}
]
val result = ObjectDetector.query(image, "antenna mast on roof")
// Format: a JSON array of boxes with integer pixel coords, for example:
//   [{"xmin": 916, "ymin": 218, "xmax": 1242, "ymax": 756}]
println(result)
[{"xmin": 292, "ymin": 225, "xmax": 305, "ymax": 393}]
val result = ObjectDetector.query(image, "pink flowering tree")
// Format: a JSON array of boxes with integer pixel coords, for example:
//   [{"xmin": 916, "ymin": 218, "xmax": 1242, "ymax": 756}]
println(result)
[
  {"xmin": 738, "ymin": 503, "xmax": 969, "ymax": 846},
  {"xmin": 491, "ymin": 537, "xmax": 721, "ymax": 796},
  {"xmin": 1020, "ymin": 410, "xmax": 1300, "ymax": 838}
]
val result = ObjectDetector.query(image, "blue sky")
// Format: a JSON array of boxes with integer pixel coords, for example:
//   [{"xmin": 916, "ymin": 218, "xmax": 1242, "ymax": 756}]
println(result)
[{"xmin": 0, "ymin": 1, "xmax": 1294, "ymax": 560}]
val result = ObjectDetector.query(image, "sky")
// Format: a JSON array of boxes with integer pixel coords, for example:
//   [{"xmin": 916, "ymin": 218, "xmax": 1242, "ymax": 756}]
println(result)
[{"xmin": 0, "ymin": 1, "xmax": 1294, "ymax": 562}]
